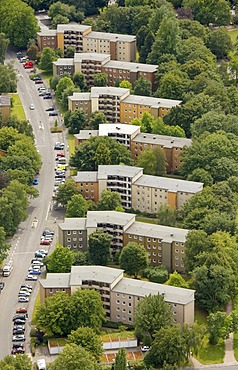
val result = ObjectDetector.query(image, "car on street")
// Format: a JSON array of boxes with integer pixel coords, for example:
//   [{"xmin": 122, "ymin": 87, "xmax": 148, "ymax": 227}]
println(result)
[
  {"xmin": 37, "ymin": 249, "xmax": 48, "ymax": 255},
  {"xmin": 141, "ymin": 346, "xmax": 150, "ymax": 352},
  {"xmin": 54, "ymin": 142, "xmax": 64, "ymax": 150},
  {"xmin": 12, "ymin": 335, "xmax": 26, "ymax": 342},
  {"xmin": 35, "ymin": 80, "xmax": 43, "ymax": 84},
  {"xmin": 34, "ymin": 252, "xmax": 46, "ymax": 259},
  {"xmin": 29, "ymin": 104, "xmax": 35, "ymax": 110},
  {"xmin": 13, "ymin": 328, "xmax": 25, "ymax": 335},
  {"xmin": 28, "ymin": 265, "xmax": 41, "ymax": 271},
  {"xmin": 18, "ymin": 291, "xmax": 31, "ymax": 296},
  {"xmin": 0, "ymin": 282, "xmax": 5, "ymax": 290},
  {"xmin": 13, "ymin": 318, "xmax": 26, "ymax": 325},
  {"xmin": 21, "ymin": 284, "xmax": 32, "ymax": 290},
  {"xmin": 33, "ymin": 178, "xmax": 39, "ymax": 185},
  {"xmin": 38, "ymin": 87, "xmax": 46, "ymax": 92},
  {"xmin": 12, "ymin": 342, "xmax": 24, "ymax": 349},
  {"xmin": 46, "ymin": 107, "xmax": 54, "ymax": 112},
  {"xmin": 43, "ymin": 229, "xmax": 54, "ymax": 236},
  {"xmin": 11, "ymin": 346, "xmax": 25, "ymax": 354},
  {"xmin": 40, "ymin": 239, "xmax": 51, "ymax": 245},
  {"xmin": 32, "ymin": 260, "xmax": 43, "ymax": 267},
  {"xmin": 18, "ymin": 297, "xmax": 29, "ymax": 303},
  {"xmin": 49, "ymin": 111, "xmax": 58, "ymax": 116},
  {"xmin": 29, "ymin": 270, "xmax": 41, "ymax": 275},
  {"xmin": 16, "ymin": 308, "xmax": 28, "ymax": 313},
  {"xmin": 56, "ymin": 152, "xmax": 65, "ymax": 157},
  {"xmin": 13, "ymin": 325, "xmax": 25, "ymax": 331},
  {"xmin": 26, "ymin": 275, "xmax": 37, "ymax": 281},
  {"xmin": 12, "ymin": 315, "xmax": 26, "ymax": 321},
  {"xmin": 32, "ymin": 76, "xmax": 41, "ymax": 81},
  {"xmin": 43, "ymin": 94, "xmax": 52, "ymax": 99}
]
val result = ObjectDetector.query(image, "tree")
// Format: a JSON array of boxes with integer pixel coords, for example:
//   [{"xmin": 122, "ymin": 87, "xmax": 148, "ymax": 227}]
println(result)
[
  {"xmin": 55, "ymin": 76, "xmax": 75, "ymax": 101},
  {"xmin": 157, "ymin": 205, "xmax": 177, "ymax": 226},
  {"xmin": 166, "ymin": 271, "xmax": 189, "ymax": 288},
  {"xmin": 56, "ymin": 178, "xmax": 80, "ymax": 206},
  {"xmin": 66, "ymin": 194, "xmax": 89, "ymax": 218},
  {"xmin": 73, "ymin": 250, "xmax": 88, "ymax": 266},
  {"xmin": 65, "ymin": 46, "xmax": 76, "ymax": 58},
  {"xmin": 51, "ymin": 14, "xmax": 69, "ymax": 29},
  {"xmin": 49, "ymin": 344, "xmax": 100, "ymax": 370},
  {"xmin": 144, "ymin": 326, "xmax": 187, "ymax": 368},
  {"xmin": 0, "ymin": 354, "xmax": 32, "ymax": 369},
  {"xmin": 0, "ymin": 0, "xmax": 38, "ymax": 47},
  {"xmin": 61, "ymin": 86, "xmax": 80, "ymax": 111},
  {"xmin": 183, "ymin": 0, "xmax": 231, "ymax": 26},
  {"xmin": 50, "ymin": 75, "xmax": 61, "ymax": 91},
  {"xmin": 207, "ymin": 311, "xmax": 230, "ymax": 345},
  {"xmin": 156, "ymin": 70, "xmax": 190, "ymax": 100},
  {"xmin": 207, "ymin": 27, "xmax": 232, "ymax": 59},
  {"xmin": 0, "ymin": 33, "xmax": 9, "ymax": 64},
  {"xmin": 134, "ymin": 294, "xmax": 173, "ymax": 339},
  {"xmin": 65, "ymin": 109, "xmax": 86, "ymax": 134},
  {"xmin": 39, "ymin": 47, "xmax": 56, "ymax": 73},
  {"xmin": 73, "ymin": 72, "xmax": 87, "ymax": 91},
  {"xmin": 98, "ymin": 189, "xmax": 122, "ymax": 211},
  {"xmin": 119, "ymin": 242, "xmax": 148, "ymax": 278},
  {"xmin": 143, "ymin": 265, "xmax": 169, "ymax": 284},
  {"xmin": 119, "ymin": 80, "xmax": 133, "ymax": 92},
  {"xmin": 134, "ymin": 77, "xmax": 152, "ymax": 97},
  {"xmin": 114, "ymin": 348, "xmax": 127, "ymax": 370},
  {"xmin": 139, "ymin": 31, "xmax": 155, "ymax": 63},
  {"xmin": 137, "ymin": 146, "xmax": 167, "ymax": 176},
  {"xmin": 45, "ymin": 245, "xmax": 74, "ymax": 273},
  {"xmin": 0, "ymin": 62, "xmax": 17, "ymax": 93},
  {"xmin": 229, "ymin": 55, "xmax": 238, "ymax": 86},
  {"xmin": 88, "ymin": 111, "xmax": 107, "ymax": 129},
  {"xmin": 93, "ymin": 73, "xmax": 108, "ymax": 86},
  {"xmin": 70, "ymin": 136, "xmax": 133, "ymax": 171},
  {"xmin": 88, "ymin": 230, "xmax": 111, "ymax": 265},
  {"xmin": 26, "ymin": 44, "xmax": 39, "ymax": 61},
  {"xmin": 67, "ymin": 327, "xmax": 103, "ymax": 361},
  {"xmin": 184, "ymin": 230, "xmax": 210, "ymax": 273},
  {"xmin": 0, "ymin": 227, "xmax": 10, "ymax": 263}
]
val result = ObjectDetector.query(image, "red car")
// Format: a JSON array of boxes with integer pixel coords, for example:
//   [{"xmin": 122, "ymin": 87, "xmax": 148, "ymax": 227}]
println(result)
[
  {"xmin": 56, "ymin": 152, "xmax": 65, "ymax": 157},
  {"xmin": 11, "ymin": 347, "xmax": 25, "ymax": 354},
  {"xmin": 40, "ymin": 240, "xmax": 51, "ymax": 245},
  {"xmin": 16, "ymin": 308, "xmax": 27, "ymax": 314}
]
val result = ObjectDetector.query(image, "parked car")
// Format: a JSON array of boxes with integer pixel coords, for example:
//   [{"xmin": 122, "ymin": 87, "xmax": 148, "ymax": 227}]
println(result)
[
  {"xmin": 43, "ymin": 229, "xmax": 54, "ymax": 236},
  {"xmin": 34, "ymin": 252, "xmax": 46, "ymax": 258},
  {"xmin": 141, "ymin": 346, "xmax": 150, "ymax": 352},
  {"xmin": 12, "ymin": 342, "xmax": 24, "ymax": 348},
  {"xmin": 13, "ymin": 328, "xmax": 25, "ymax": 335},
  {"xmin": 12, "ymin": 335, "xmax": 26, "ymax": 342},
  {"xmin": 36, "ymin": 249, "xmax": 48, "ymax": 255},
  {"xmin": 32, "ymin": 260, "xmax": 43, "ymax": 267},
  {"xmin": 33, "ymin": 178, "xmax": 39, "ymax": 185},
  {"xmin": 46, "ymin": 107, "xmax": 54, "ymax": 112},
  {"xmin": 12, "ymin": 315, "xmax": 26, "ymax": 321},
  {"xmin": 49, "ymin": 111, "xmax": 58, "ymax": 116},
  {"xmin": 56, "ymin": 152, "xmax": 65, "ymax": 157},
  {"xmin": 11, "ymin": 346, "xmax": 25, "ymax": 354},
  {"xmin": 32, "ymin": 76, "xmax": 41, "ymax": 81},
  {"xmin": 18, "ymin": 297, "xmax": 29, "ymax": 303},
  {"xmin": 28, "ymin": 266, "xmax": 41, "ymax": 272},
  {"xmin": 40, "ymin": 239, "xmax": 51, "ymax": 245},
  {"xmin": 29, "ymin": 270, "xmax": 41, "ymax": 275},
  {"xmin": 29, "ymin": 104, "xmax": 34, "ymax": 110},
  {"xmin": 18, "ymin": 291, "xmax": 31, "ymax": 296},
  {"xmin": 0, "ymin": 282, "xmax": 5, "ymax": 290},
  {"xmin": 13, "ymin": 318, "xmax": 26, "ymax": 325},
  {"xmin": 38, "ymin": 87, "xmax": 46, "ymax": 91},
  {"xmin": 43, "ymin": 94, "xmax": 52, "ymax": 99},
  {"xmin": 13, "ymin": 325, "xmax": 25, "ymax": 331},
  {"xmin": 54, "ymin": 142, "xmax": 64, "ymax": 150},
  {"xmin": 35, "ymin": 80, "xmax": 43, "ymax": 84},
  {"xmin": 21, "ymin": 284, "xmax": 32, "ymax": 290},
  {"xmin": 16, "ymin": 308, "xmax": 28, "ymax": 313},
  {"xmin": 26, "ymin": 275, "xmax": 37, "ymax": 281}
]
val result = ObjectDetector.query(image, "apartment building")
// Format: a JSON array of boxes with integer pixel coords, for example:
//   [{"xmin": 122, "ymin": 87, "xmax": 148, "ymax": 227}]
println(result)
[
  {"xmin": 74, "ymin": 124, "xmax": 191, "ymax": 173},
  {"xmin": 37, "ymin": 24, "xmax": 136, "ymax": 62},
  {"xmin": 72, "ymin": 165, "xmax": 203, "ymax": 212},
  {"xmin": 39, "ymin": 265, "xmax": 195, "ymax": 325},
  {"xmin": 68, "ymin": 87, "xmax": 182, "ymax": 123},
  {"xmin": 0, "ymin": 95, "xmax": 11, "ymax": 122},
  {"xmin": 53, "ymin": 53, "xmax": 158, "ymax": 90},
  {"xmin": 58, "ymin": 210, "xmax": 190, "ymax": 272},
  {"xmin": 68, "ymin": 87, "xmax": 130, "ymax": 123}
]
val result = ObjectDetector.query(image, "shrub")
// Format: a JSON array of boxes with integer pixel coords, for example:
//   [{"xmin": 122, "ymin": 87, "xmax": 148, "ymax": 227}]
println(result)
[{"xmin": 143, "ymin": 265, "xmax": 168, "ymax": 283}]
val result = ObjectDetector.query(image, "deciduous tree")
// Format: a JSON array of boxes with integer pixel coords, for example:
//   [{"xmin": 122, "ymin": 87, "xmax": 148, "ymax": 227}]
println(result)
[
  {"xmin": 66, "ymin": 194, "xmax": 89, "ymax": 218},
  {"xmin": 45, "ymin": 245, "xmax": 74, "ymax": 273},
  {"xmin": 39, "ymin": 47, "xmax": 56, "ymax": 73},
  {"xmin": 119, "ymin": 242, "xmax": 148, "ymax": 278},
  {"xmin": 166, "ymin": 271, "xmax": 189, "ymax": 288},
  {"xmin": 137, "ymin": 146, "xmax": 167, "ymax": 176},
  {"xmin": 55, "ymin": 76, "xmax": 75, "ymax": 101},
  {"xmin": 88, "ymin": 230, "xmax": 111, "ymax": 265},
  {"xmin": 134, "ymin": 77, "xmax": 152, "ymax": 96},
  {"xmin": 93, "ymin": 73, "xmax": 108, "ymax": 87},
  {"xmin": 88, "ymin": 111, "xmax": 108, "ymax": 129},
  {"xmin": 0, "ymin": 33, "xmax": 9, "ymax": 64},
  {"xmin": 56, "ymin": 178, "xmax": 80, "ymax": 206},
  {"xmin": 97, "ymin": 189, "xmax": 122, "ymax": 211},
  {"xmin": 0, "ymin": 354, "xmax": 32, "ymax": 369},
  {"xmin": 114, "ymin": 348, "xmax": 127, "ymax": 370},
  {"xmin": 67, "ymin": 327, "xmax": 103, "ymax": 361}
]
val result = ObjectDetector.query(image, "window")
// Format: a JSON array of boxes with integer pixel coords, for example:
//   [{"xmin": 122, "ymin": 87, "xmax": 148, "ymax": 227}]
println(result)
[
  {"xmin": 116, "ymin": 315, "xmax": 120, "ymax": 319},
  {"xmin": 73, "ymin": 231, "xmax": 77, "ymax": 235},
  {"xmin": 116, "ymin": 300, "xmax": 120, "ymax": 304},
  {"xmin": 67, "ymin": 231, "xmax": 71, "ymax": 235},
  {"xmin": 67, "ymin": 238, "xmax": 71, "ymax": 242},
  {"xmin": 116, "ymin": 293, "xmax": 120, "ymax": 297},
  {"xmin": 116, "ymin": 307, "xmax": 120, "ymax": 311},
  {"xmin": 49, "ymin": 288, "xmax": 53, "ymax": 293}
]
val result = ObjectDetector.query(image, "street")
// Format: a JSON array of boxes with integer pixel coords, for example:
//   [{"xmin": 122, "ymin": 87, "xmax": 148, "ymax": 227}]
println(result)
[{"xmin": 0, "ymin": 50, "xmax": 65, "ymax": 359}]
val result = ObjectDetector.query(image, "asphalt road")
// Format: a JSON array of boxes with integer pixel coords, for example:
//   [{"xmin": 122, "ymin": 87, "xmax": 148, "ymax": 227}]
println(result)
[{"xmin": 0, "ymin": 50, "xmax": 65, "ymax": 359}]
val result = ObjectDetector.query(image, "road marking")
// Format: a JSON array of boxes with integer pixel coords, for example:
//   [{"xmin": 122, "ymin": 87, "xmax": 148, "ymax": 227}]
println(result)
[
  {"xmin": 45, "ymin": 202, "xmax": 51, "ymax": 220},
  {"xmin": 31, "ymin": 220, "xmax": 38, "ymax": 228}
]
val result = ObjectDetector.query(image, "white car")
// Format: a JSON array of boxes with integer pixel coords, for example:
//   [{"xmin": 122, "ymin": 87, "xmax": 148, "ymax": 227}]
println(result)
[
  {"xmin": 29, "ymin": 104, "xmax": 34, "ymax": 110},
  {"xmin": 28, "ymin": 266, "xmax": 41, "ymax": 272},
  {"xmin": 36, "ymin": 249, "xmax": 48, "ymax": 255},
  {"xmin": 25, "ymin": 275, "xmax": 37, "ymax": 281},
  {"xmin": 20, "ymin": 287, "xmax": 32, "ymax": 292},
  {"xmin": 32, "ymin": 261, "xmax": 43, "ymax": 267},
  {"xmin": 141, "ymin": 346, "xmax": 150, "ymax": 352},
  {"xmin": 19, "ymin": 291, "xmax": 31, "ymax": 296},
  {"xmin": 18, "ymin": 296, "xmax": 29, "ymax": 302},
  {"xmin": 12, "ymin": 335, "xmax": 26, "ymax": 342}
]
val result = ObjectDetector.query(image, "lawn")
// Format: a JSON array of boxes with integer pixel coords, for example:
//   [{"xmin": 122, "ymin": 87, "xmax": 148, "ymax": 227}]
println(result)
[
  {"xmin": 40, "ymin": 71, "xmax": 52, "ymax": 86},
  {"xmin": 10, "ymin": 93, "xmax": 26, "ymax": 120},
  {"xmin": 136, "ymin": 217, "xmax": 157, "ymax": 224},
  {"xmin": 195, "ymin": 305, "xmax": 208, "ymax": 325},
  {"xmin": 68, "ymin": 134, "xmax": 75, "ymax": 156},
  {"xmin": 229, "ymin": 29, "xmax": 238, "ymax": 44},
  {"xmin": 31, "ymin": 292, "xmax": 41, "ymax": 326},
  {"xmin": 196, "ymin": 336, "xmax": 224, "ymax": 365}
]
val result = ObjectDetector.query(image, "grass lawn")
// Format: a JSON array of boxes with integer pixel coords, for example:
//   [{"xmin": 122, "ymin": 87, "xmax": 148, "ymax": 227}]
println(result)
[
  {"xmin": 10, "ymin": 93, "xmax": 26, "ymax": 120},
  {"xmin": 40, "ymin": 71, "xmax": 52, "ymax": 86},
  {"xmin": 229, "ymin": 29, "xmax": 238, "ymax": 44},
  {"xmin": 196, "ymin": 336, "xmax": 224, "ymax": 365},
  {"xmin": 31, "ymin": 292, "xmax": 41, "ymax": 326},
  {"xmin": 195, "ymin": 305, "xmax": 208, "ymax": 325},
  {"xmin": 68, "ymin": 134, "xmax": 75, "ymax": 156},
  {"xmin": 136, "ymin": 217, "xmax": 157, "ymax": 224}
]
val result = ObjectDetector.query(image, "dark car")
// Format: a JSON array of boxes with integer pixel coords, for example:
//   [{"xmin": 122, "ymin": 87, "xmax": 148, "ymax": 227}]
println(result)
[
  {"xmin": 43, "ymin": 95, "xmax": 52, "ymax": 99},
  {"xmin": 12, "ymin": 342, "xmax": 24, "ymax": 349},
  {"xmin": 13, "ymin": 328, "xmax": 25, "ymax": 335},
  {"xmin": 13, "ymin": 319, "xmax": 26, "ymax": 325},
  {"xmin": 16, "ymin": 307, "xmax": 28, "ymax": 313},
  {"xmin": 11, "ymin": 347, "xmax": 25, "ymax": 354},
  {"xmin": 35, "ymin": 80, "xmax": 43, "ymax": 84},
  {"xmin": 12, "ymin": 315, "xmax": 26, "ymax": 321},
  {"xmin": 16, "ymin": 52, "xmax": 23, "ymax": 59},
  {"xmin": 29, "ymin": 270, "xmax": 41, "ymax": 275},
  {"xmin": 32, "ymin": 76, "xmax": 41, "ymax": 81},
  {"xmin": 0, "ymin": 282, "xmax": 5, "ymax": 290},
  {"xmin": 43, "ymin": 229, "xmax": 54, "ymax": 236},
  {"xmin": 49, "ymin": 111, "xmax": 58, "ymax": 116},
  {"xmin": 20, "ymin": 284, "xmax": 32, "ymax": 290},
  {"xmin": 46, "ymin": 107, "xmax": 54, "ymax": 112}
]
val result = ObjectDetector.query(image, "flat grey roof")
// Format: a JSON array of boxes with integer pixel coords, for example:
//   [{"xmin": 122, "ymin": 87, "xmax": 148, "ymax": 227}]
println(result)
[
  {"xmin": 69, "ymin": 92, "xmax": 91, "ymax": 101},
  {"xmin": 40, "ymin": 273, "xmax": 71, "ymax": 288},
  {"xmin": 122, "ymin": 95, "xmax": 182, "ymax": 109},
  {"xmin": 53, "ymin": 58, "xmax": 74, "ymax": 66},
  {"xmin": 86, "ymin": 211, "xmax": 135, "ymax": 228},
  {"xmin": 99, "ymin": 123, "xmax": 140, "ymax": 136},
  {"xmin": 85, "ymin": 31, "xmax": 136, "ymax": 43},
  {"xmin": 132, "ymin": 133, "xmax": 191, "ymax": 148},
  {"xmin": 75, "ymin": 130, "xmax": 99, "ymax": 140},
  {"xmin": 98, "ymin": 165, "xmax": 143, "ymax": 179},
  {"xmin": 37, "ymin": 29, "xmax": 57, "ymax": 36},
  {"xmin": 133, "ymin": 175, "xmax": 203, "ymax": 194},
  {"xmin": 91, "ymin": 87, "xmax": 130, "ymax": 98},
  {"xmin": 104, "ymin": 60, "xmax": 158, "ymax": 73},
  {"xmin": 125, "ymin": 221, "xmax": 188, "ymax": 243},
  {"xmin": 58, "ymin": 218, "xmax": 86, "ymax": 231},
  {"xmin": 70, "ymin": 265, "xmax": 124, "ymax": 285},
  {"xmin": 73, "ymin": 171, "xmax": 98, "ymax": 182},
  {"xmin": 113, "ymin": 277, "xmax": 195, "ymax": 305},
  {"xmin": 0, "ymin": 95, "xmax": 10, "ymax": 107},
  {"xmin": 57, "ymin": 24, "xmax": 91, "ymax": 33},
  {"xmin": 74, "ymin": 52, "xmax": 110, "ymax": 63}
]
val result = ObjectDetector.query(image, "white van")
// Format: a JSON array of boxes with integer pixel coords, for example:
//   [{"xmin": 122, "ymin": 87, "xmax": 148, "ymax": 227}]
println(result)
[{"xmin": 37, "ymin": 359, "xmax": 46, "ymax": 370}]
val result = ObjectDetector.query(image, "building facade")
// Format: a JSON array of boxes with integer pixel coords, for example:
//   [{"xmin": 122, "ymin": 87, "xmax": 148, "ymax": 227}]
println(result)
[
  {"xmin": 39, "ymin": 265, "xmax": 195, "ymax": 325},
  {"xmin": 0, "ymin": 95, "xmax": 11, "ymax": 122},
  {"xmin": 53, "ymin": 53, "xmax": 158, "ymax": 90},
  {"xmin": 72, "ymin": 165, "xmax": 203, "ymax": 212},
  {"xmin": 37, "ymin": 24, "xmax": 136, "ymax": 62},
  {"xmin": 58, "ymin": 210, "xmax": 190, "ymax": 272},
  {"xmin": 74, "ymin": 124, "xmax": 191, "ymax": 173},
  {"xmin": 68, "ymin": 87, "xmax": 182, "ymax": 123}
]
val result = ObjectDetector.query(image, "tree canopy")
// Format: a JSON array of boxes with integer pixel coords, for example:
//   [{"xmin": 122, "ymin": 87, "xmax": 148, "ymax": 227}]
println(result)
[
  {"xmin": 45, "ymin": 245, "xmax": 75, "ymax": 273},
  {"xmin": 88, "ymin": 230, "xmax": 111, "ymax": 265},
  {"xmin": 119, "ymin": 242, "xmax": 149, "ymax": 278},
  {"xmin": 67, "ymin": 327, "xmax": 103, "ymax": 361}
]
